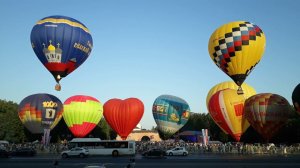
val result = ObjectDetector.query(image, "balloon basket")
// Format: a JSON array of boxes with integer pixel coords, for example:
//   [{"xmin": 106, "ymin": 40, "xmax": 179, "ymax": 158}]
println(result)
[
  {"xmin": 55, "ymin": 84, "xmax": 61, "ymax": 91},
  {"xmin": 237, "ymin": 87, "xmax": 244, "ymax": 95}
]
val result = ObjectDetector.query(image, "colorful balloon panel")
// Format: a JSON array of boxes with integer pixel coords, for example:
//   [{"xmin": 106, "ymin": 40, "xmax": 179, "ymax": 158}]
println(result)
[
  {"xmin": 103, "ymin": 98, "xmax": 144, "ymax": 140},
  {"xmin": 18, "ymin": 93, "xmax": 63, "ymax": 134},
  {"xmin": 30, "ymin": 15, "xmax": 93, "ymax": 87},
  {"xmin": 208, "ymin": 21, "xmax": 266, "ymax": 87},
  {"xmin": 292, "ymin": 83, "xmax": 300, "ymax": 115},
  {"xmin": 152, "ymin": 95, "xmax": 190, "ymax": 137},
  {"xmin": 63, "ymin": 95, "xmax": 103, "ymax": 138},
  {"xmin": 244, "ymin": 93, "xmax": 290, "ymax": 140},
  {"xmin": 206, "ymin": 81, "xmax": 256, "ymax": 107},
  {"xmin": 208, "ymin": 89, "xmax": 249, "ymax": 141}
]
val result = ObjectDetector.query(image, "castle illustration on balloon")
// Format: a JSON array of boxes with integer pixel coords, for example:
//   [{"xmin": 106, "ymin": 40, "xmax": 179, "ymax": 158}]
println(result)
[{"xmin": 43, "ymin": 40, "xmax": 62, "ymax": 63}]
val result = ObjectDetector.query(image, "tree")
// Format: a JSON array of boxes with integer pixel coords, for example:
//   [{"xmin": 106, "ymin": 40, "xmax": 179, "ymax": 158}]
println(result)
[
  {"xmin": 90, "ymin": 118, "xmax": 117, "ymax": 140},
  {"xmin": 50, "ymin": 118, "xmax": 72, "ymax": 142},
  {"xmin": 0, "ymin": 99, "xmax": 26, "ymax": 143}
]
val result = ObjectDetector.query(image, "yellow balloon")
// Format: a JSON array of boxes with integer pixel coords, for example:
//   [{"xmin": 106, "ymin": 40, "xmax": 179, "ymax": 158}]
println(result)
[
  {"xmin": 208, "ymin": 89, "xmax": 250, "ymax": 141},
  {"xmin": 206, "ymin": 81, "xmax": 256, "ymax": 136},
  {"xmin": 208, "ymin": 21, "xmax": 266, "ymax": 92}
]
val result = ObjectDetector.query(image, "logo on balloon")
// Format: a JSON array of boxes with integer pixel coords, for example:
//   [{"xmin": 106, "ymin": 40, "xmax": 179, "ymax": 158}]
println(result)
[
  {"xmin": 42, "ymin": 41, "xmax": 62, "ymax": 63},
  {"xmin": 42, "ymin": 101, "xmax": 58, "ymax": 108}
]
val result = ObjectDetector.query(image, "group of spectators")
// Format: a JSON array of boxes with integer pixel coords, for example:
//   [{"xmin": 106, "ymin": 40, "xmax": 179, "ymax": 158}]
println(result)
[
  {"xmin": 136, "ymin": 141, "xmax": 300, "ymax": 155},
  {"xmin": 1, "ymin": 140, "xmax": 300, "ymax": 156},
  {"xmin": 0, "ymin": 141, "xmax": 68, "ymax": 154}
]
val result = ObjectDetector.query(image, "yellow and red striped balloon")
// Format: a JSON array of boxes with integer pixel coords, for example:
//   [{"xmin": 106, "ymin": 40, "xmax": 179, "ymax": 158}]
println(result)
[
  {"xmin": 208, "ymin": 89, "xmax": 249, "ymax": 141},
  {"xmin": 63, "ymin": 95, "xmax": 103, "ymax": 138}
]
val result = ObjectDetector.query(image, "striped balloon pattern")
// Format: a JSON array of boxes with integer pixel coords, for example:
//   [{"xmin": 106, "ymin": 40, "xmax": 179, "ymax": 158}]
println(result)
[
  {"xmin": 152, "ymin": 95, "xmax": 190, "ymax": 137},
  {"xmin": 206, "ymin": 81, "xmax": 256, "ymax": 107},
  {"xmin": 208, "ymin": 89, "xmax": 249, "ymax": 141},
  {"xmin": 244, "ymin": 93, "xmax": 291, "ymax": 141},
  {"xmin": 18, "ymin": 93, "xmax": 63, "ymax": 134},
  {"xmin": 63, "ymin": 95, "xmax": 103, "ymax": 138}
]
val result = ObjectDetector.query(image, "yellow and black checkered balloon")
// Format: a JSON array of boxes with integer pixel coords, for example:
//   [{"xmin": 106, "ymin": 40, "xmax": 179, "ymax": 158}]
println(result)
[{"xmin": 208, "ymin": 21, "xmax": 266, "ymax": 87}]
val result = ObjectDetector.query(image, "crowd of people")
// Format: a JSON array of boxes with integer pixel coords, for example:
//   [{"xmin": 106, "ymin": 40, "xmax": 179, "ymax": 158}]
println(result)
[
  {"xmin": 0, "ymin": 141, "xmax": 68, "ymax": 155},
  {"xmin": 1, "ymin": 140, "xmax": 300, "ymax": 156},
  {"xmin": 136, "ymin": 141, "xmax": 300, "ymax": 155}
]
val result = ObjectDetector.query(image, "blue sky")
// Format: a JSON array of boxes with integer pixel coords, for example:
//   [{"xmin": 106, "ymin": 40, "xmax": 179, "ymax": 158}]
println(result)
[{"xmin": 1, "ymin": 0, "xmax": 299, "ymax": 129}]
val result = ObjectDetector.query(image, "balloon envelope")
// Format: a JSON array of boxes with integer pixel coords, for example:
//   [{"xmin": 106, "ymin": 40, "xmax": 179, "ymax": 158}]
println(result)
[
  {"xmin": 292, "ymin": 83, "xmax": 300, "ymax": 115},
  {"xmin": 206, "ymin": 81, "xmax": 256, "ymax": 107},
  {"xmin": 208, "ymin": 89, "xmax": 249, "ymax": 141},
  {"xmin": 152, "ymin": 95, "xmax": 190, "ymax": 137},
  {"xmin": 103, "ymin": 98, "xmax": 144, "ymax": 140},
  {"xmin": 244, "ymin": 93, "xmax": 290, "ymax": 141},
  {"xmin": 208, "ymin": 21, "xmax": 266, "ymax": 91},
  {"xmin": 31, "ymin": 15, "xmax": 93, "ymax": 89},
  {"xmin": 63, "ymin": 95, "xmax": 103, "ymax": 138},
  {"xmin": 18, "ymin": 93, "xmax": 63, "ymax": 134}
]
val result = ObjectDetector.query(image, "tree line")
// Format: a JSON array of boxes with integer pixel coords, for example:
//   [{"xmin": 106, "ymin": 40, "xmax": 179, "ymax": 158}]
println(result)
[{"xmin": 0, "ymin": 99, "xmax": 300, "ymax": 144}]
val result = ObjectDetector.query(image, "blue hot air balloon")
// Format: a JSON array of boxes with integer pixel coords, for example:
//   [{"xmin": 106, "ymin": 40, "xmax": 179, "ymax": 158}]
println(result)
[
  {"xmin": 152, "ymin": 95, "xmax": 190, "ymax": 137},
  {"xmin": 30, "ymin": 15, "xmax": 93, "ymax": 90}
]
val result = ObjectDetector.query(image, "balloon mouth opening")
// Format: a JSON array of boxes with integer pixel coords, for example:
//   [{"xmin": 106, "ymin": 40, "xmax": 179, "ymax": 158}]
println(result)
[{"xmin": 55, "ymin": 83, "xmax": 61, "ymax": 91}]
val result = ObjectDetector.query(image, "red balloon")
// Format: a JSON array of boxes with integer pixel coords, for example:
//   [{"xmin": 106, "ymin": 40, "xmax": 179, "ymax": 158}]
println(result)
[{"xmin": 103, "ymin": 98, "xmax": 144, "ymax": 140}]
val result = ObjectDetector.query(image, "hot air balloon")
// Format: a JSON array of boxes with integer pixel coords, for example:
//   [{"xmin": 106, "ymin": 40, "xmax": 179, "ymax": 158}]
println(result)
[
  {"xmin": 152, "ymin": 95, "xmax": 190, "ymax": 138},
  {"xmin": 30, "ymin": 15, "xmax": 93, "ymax": 91},
  {"xmin": 208, "ymin": 21, "xmax": 266, "ymax": 94},
  {"xmin": 244, "ymin": 93, "xmax": 291, "ymax": 141},
  {"xmin": 206, "ymin": 81, "xmax": 256, "ymax": 107},
  {"xmin": 63, "ymin": 95, "xmax": 103, "ymax": 138},
  {"xmin": 292, "ymin": 83, "xmax": 300, "ymax": 115},
  {"xmin": 207, "ymin": 89, "xmax": 249, "ymax": 141},
  {"xmin": 103, "ymin": 98, "xmax": 144, "ymax": 140},
  {"xmin": 18, "ymin": 93, "xmax": 63, "ymax": 145}
]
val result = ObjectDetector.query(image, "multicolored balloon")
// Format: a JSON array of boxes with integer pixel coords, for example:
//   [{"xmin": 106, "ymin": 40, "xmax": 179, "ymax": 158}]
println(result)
[
  {"xmin": 63, "ymin": 95, "xmax": 103, "ymax": 138},
  {"xmin": 18, "ymin": 93, "xmax": 63, "ymax": 145},
  {"xmin": 292, "ymin": 83, "xmax": 300, "ymax": 115},
  {"xmin": 208, "ymin": 89, "xmax": 249, "ymax": 141},
  {"xmin": 244, "ymin": 93, "xmax": 290, "ymax": 141},
  {"xmin": 152, "ymin": 95, "xmax": 190, "ymax": 137},
  {"xmin": 208, "ymin": 21, "xmax": 266, "ymax": 94},
  {"xmin": 103, "ymin": 98, "xmax": 144, "ymax": 140},
  {"xmin": 206, "ymin": 81, "xmax": 256, "ymax": 107},
  {"xmin": 30, "ymin": 15, "xmax": 93, "ymax": 91},
  {"xmin": 18, "ymin": 93, "xmax": 63, "ymax": 133}
]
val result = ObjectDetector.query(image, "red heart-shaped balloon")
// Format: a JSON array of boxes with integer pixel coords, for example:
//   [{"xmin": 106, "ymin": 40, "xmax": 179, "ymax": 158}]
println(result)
[{"xmin": 103, "ymin": 98, "xmax": 144, "ymax": 140}]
